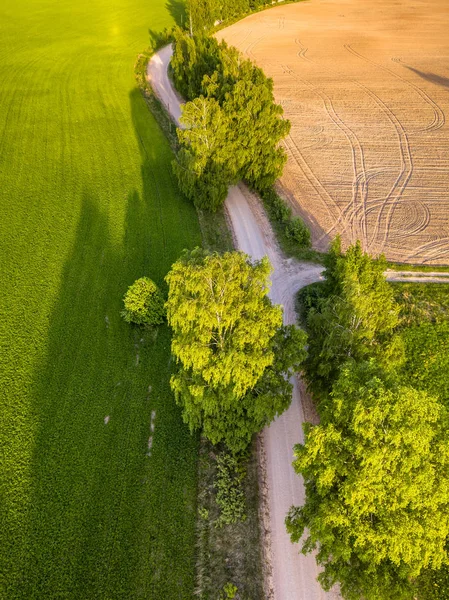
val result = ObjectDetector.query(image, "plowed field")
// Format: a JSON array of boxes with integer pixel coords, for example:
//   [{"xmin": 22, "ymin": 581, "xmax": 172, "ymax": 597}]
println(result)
[{"xmin": 218, "ymin": 0, "xmax": 449, "ymax": 265}]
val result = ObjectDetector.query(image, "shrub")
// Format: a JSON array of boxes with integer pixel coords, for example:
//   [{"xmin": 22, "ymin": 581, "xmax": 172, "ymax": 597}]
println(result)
[
  {"xmin": 121, "ymin": 277, "xmax": 165, "ymax": 325},
  {"xmin": 219, "ymin": 582, "xmax": 238, "ymax": 599},
  {"xmin": 285, "ymin": 217, "xmax": 311, "ymax": 248},
  {"xmin": 259, "ymin": 187, "xmax": 312, "ymax": 252},
  {"xmin": 261, "ymin": 187, "xmax": 291, "ymax": 223},
  {"xmin": 215, "ymin": 452, "xmax": 246, "ymax": 527}
]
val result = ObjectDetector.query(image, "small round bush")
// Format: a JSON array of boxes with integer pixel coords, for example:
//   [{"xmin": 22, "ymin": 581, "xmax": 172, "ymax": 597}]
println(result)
[{"xmin": 121, "ymin": 277, "xmax": 165, "ymax": 325}]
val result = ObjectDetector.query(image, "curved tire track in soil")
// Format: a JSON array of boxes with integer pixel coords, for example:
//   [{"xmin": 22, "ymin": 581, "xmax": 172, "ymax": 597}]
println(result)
[
  {"xmin": 292, "ymin": 40, "xmax": 370, "ymax": 246},
  {"xmin": 343, "ymin": 44, "xmax": 416, "ymax": 255}
]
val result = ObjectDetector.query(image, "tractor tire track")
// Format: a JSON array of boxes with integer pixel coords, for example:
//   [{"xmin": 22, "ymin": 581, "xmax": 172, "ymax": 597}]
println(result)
[
  {"xmin": 291, "ymin": 41, "xmax": 370, "ymax": 246},
  {"xmin": 344, "ymin": 44, "xmax": 415, "ymax": 254}
]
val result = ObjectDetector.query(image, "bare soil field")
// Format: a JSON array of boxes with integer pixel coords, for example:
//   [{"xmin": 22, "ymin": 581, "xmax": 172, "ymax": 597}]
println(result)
[{"xmin": 217, "ymin": 0, "xmax": 449, "ymax": 265}]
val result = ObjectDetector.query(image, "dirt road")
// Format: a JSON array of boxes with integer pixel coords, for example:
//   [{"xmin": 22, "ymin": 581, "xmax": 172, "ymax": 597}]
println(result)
[
  {"xmin": 148, "ymin": 45, "xmax": 341, "ymax": 600},
  {"xmin": 147, "ymin": 45, "xmax": 449, "ymax": 600},
  {"xmin": 147, "ymin": 44, "xmax": 183, "ymax": 124}
]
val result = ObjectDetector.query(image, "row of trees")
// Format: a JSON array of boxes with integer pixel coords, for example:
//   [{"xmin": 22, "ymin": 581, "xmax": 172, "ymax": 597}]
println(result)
[
  {"xmin": 287, "ymin": 239, "xmax": 449, "ymax": 599},
  {"xmin": 166, "ymin": 248, "xmax": 307, "ymax": 452},
  {"xmin": 171, "ymin": 29, "xmax": 290, "ymax": 210},
  {"xmin": 185, "ymin": 0, "xmax": 289, "ymax": 35}
]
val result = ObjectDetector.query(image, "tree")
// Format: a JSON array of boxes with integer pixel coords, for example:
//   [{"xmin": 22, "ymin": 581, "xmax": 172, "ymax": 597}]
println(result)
[
  {"xmin": 121, "ymin": 277, "xmax": 165, "ymax": 325},
  {"xmin": 171, "ymin": 31, "xmax": 291, "ymax": 207},
  {"xmin": 172, "ymin": 96, "xmax": 233, "ymax": 211},
  {"xmin": 304, "ymin": 239, "xmax": 403, "ymax": 397},
  {"xmin": 165, "ymin": 248, "xmax": 307, "ymax": 452},
  {"xmin": 171, "ymin": 29, "xmax": 222, "ymax": 100},
  {"xmin": 223, "ymin": 76, "xmax": 290, "ymax": 190},
  {"xmin": 286, "ymin": 360, "xmax": 449, "ymax": 600}
]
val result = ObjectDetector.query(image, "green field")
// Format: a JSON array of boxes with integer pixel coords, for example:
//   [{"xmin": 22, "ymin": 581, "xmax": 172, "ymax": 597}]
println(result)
[{"xmin": 0, "ymin": 0, "xmax": 202, "ymax": 597}]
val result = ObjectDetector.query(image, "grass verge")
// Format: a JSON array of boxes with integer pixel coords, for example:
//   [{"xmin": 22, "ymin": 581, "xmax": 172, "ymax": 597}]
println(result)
[
  {"xmin": 258, "ymin": 186, "xmax": 323, "ymax": 263},
  {"xmin": 386, "ymin": 262, "xmax": 449, "ymax": 272},
  {"xmin": 195, "ymin": 440, "xmax": 265, "ymax": 600}
]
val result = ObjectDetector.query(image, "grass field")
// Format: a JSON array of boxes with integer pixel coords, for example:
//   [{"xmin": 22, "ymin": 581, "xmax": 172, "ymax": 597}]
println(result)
[{"xmin": 0, "ymin": 0, "xmax": 203, "ymax": 597}]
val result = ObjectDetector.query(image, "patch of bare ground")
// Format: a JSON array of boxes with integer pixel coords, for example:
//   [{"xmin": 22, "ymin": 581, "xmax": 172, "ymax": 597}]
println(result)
[{"xmin": 217, "ymin": 0, "xmax": 449, "ymax": 265}]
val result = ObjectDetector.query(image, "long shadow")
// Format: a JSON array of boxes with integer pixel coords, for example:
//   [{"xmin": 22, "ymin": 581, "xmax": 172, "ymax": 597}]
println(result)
[
  {"xmin": 10, "ymin": 193, "xmax": 155, "ymax": 599},
  {"xmin": 147, "ymin": 0, "xmax": 186, "ymax": 49},
  {"xmin": 128, "ymin": 86, "xmax": 201, "ymax": 269},
  {"xmin": 7, "ymin": 90, "xmax": 202, "ymax": 599},
  {"xmin": 404, "ymin": 65, "xmax": 449, "ymax": 90},
  {"xmin": 165, "ymin": 0, "xmax": 187, "ymax": 28}
]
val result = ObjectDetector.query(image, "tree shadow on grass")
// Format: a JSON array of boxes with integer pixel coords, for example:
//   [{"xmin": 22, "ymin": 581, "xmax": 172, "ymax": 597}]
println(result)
[
  {"xmin": 147, "ymin": 0, "xmax": 186, "ymax": 50},
  {"xmin": 165, "ymin": 0, "xmax": 187, "ymax": 28},
  {"xmin": 11, "ymin": 193, "xmax": 158, "ymax": 599},
  {"xmin": 7, "ymin": 89, "xmax": 201, "ymax": 599}
]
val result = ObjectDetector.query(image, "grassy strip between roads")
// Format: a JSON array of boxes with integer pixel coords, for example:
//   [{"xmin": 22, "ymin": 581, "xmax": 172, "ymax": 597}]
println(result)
[{"xmin": 387, "ymin": 262, "xmax": 449, "ymax": 272}]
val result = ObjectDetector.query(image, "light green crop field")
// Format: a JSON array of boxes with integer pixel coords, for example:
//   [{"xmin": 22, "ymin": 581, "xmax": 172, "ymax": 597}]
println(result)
[{"xmin": 0, "ymin": 0, "xmax": 202, "ymax": 597}]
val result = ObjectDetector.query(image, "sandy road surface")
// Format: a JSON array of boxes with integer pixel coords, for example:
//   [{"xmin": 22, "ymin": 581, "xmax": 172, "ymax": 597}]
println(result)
[
  {"xmin": 148, "ymin": 46, "xmax": 340, "ymax": 600},
  {"xmin": 217, "ymin": 0, "xmax": 449, "ymax": 265},
  {"xmin": 147, "ymin": 44, "xmax": 183, "ymax": 124}
]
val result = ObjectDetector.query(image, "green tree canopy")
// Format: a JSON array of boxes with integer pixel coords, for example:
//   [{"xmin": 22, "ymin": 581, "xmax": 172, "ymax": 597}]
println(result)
[
  {"xmin": 184, "ymin": 0, "xmax": 298, "ymax": 35},
  {"xmin": 172, "ymin": 96, "xmax": 232, "ymax": 210},
  {"xmin": 165, "ymin": 248, "xmax": 307, "ymax": 451},
  {"xmin": 286, "ymin": 360, "xmax": 449, "ymax": 600},
  {"xmin": 121, "ymin": 277, "xmax": 165, "ymax": 325},
  {"xmin": 171, "ymin": 29, "xmax": 222, "ymax": 100},
  {"xmin": 223, "ymin": 77, "xmax": 290, "ymax": 190},
  {"xmin": 304, "ymin": 239, "xmax": 403, "ymax": 397},
  {"xmin": 171, "ymin": 30, "xmax": 290, "ymax": 209}
]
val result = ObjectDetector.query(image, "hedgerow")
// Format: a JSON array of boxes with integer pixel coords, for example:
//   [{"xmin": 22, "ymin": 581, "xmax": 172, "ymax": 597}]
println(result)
[{"xmin": 171, "ymin": 29, "xmax": 290, "ymax": 210}]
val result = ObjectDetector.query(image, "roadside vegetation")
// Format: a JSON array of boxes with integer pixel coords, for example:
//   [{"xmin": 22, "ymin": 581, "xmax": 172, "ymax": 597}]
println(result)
[
  {"xmin": 259, "ymin": 187, "xmax": 322, "ymax": 262},
  {"xmin": 186, "ymin": 0, "xmax": 303, "ymax": 35},
  {"xmin": 195, "ymin": 439, "xmax": 265, "ymax": 599},
  {"xmin": 135, "ymin": 39, "xmax": 234, "ymax": 256},
  {"xmin": 293, "ymin": 240, "xmax": 449, "ymax": 600},
  {"xmin": 166, "ymin": 248, "xmax": 307, "ymax": 453},
  {"xmin": 171, "ymin": 29, "xmax": 290, "ymax": 210},
  {"xmin": 170, "ymin": 28, "xmax": 312, "ymax": 258},
  {"xmin": 136, "ymin": 11, "xmax": 313, "ymax": 596},
  {"xmin": 394, "ymin": 283, "xmax": 449, "ymax": 410}
]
